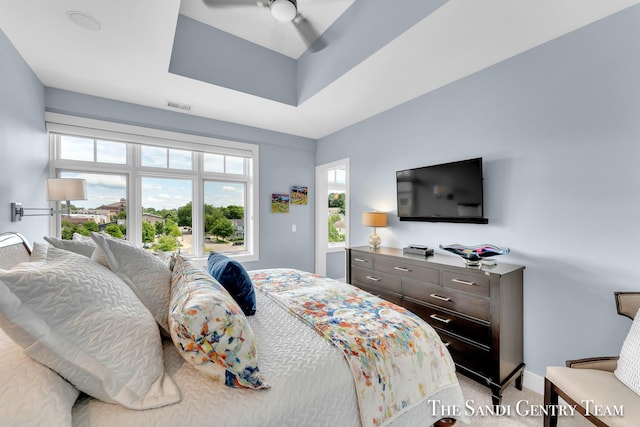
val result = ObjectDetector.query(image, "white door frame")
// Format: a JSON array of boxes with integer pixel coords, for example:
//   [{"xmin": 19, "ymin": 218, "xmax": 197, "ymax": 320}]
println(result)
[{"xmin": 315, "ymin": 158, "xmax": 350, "ymax": 276}]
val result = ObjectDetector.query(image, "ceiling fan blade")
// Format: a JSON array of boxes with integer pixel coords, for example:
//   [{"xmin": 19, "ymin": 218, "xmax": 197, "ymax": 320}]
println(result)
[
  {"xmin": 203, "ymin": 0, "xmax": 269, "ymax": 8},
  {"xmin": 292, "ymin": 14, "xmax": 327, "ymax": 52}
]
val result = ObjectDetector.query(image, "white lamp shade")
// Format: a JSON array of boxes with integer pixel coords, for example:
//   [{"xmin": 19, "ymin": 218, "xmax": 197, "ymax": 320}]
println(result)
[
  {"xmin": 271, "ymin": 0, "xmax": 297, "ymax": 22},
  {"xmin": 46, "ymin": 178, "xmax": 87, "ymax": 202}
]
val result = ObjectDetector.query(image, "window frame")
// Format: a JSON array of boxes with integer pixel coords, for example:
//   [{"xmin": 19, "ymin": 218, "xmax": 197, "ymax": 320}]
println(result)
[{"xmin": 46, "ymin": 113, "xmax": 259, "ymax": 262}]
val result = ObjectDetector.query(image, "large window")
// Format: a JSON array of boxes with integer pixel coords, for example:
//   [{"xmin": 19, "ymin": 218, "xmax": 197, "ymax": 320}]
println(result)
[{"xmin": 47, "ymin": 114, "xmax": 259, "ymax": 261}]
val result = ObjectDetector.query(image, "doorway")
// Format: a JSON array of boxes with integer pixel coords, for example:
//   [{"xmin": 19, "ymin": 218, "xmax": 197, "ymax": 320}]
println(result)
[{"xmin": 315, "ymin": 158, "xmax": 349, "ymax": 278}]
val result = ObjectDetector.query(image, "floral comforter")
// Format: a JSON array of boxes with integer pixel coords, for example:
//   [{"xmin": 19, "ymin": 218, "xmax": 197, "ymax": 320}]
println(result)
[{"xmin": 249, "ymin": 269, "xmax": 459, "ymax": 427}]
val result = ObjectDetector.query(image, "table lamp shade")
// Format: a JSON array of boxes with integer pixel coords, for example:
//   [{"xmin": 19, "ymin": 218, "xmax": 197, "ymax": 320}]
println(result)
[{"xmin": 362, "ymin": 212, "xmax": 387, "ymax": 227}]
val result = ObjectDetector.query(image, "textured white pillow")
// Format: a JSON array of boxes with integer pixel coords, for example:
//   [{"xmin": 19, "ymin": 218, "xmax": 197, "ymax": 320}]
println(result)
[
  {"xmin": 29, "ymin": 241, "xmax": 49, "ymax": 262},
  {"xmin": 44, "ymin": 235, "xmax": 96, "ymax": 258},
  {"xmin": 0, "ymin": 327, "xmax": 79, "ymax": 427},
  {"xmin": 72, "ymin": 232, "xmax": 92, "ymax": 241},
  {"xmin": 90, "ymin": 232, "xmax": 171, "ymax": 334},
  {"xmin": 0, "ymin": 246, "xmax": 180, "ymax": 410},
  {"xmin": 615, "ymin": 308, "xmax": 640, "ymax": 395}
]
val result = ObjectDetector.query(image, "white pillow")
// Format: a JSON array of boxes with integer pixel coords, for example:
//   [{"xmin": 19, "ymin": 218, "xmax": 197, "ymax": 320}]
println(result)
[
  {"xmin": 43, "ymin": 235, "xmax": 96, "ymax": 258},
  {"xmin": 72, "ymin": 232, "xmax": 92, "ymax": 241},
  {"xmin": 90, "ymin": 232, "xmax": 171, "ymax": 334},
  {"xmin": 29, "ymin": 241, "xmax": 49, "ymax": 262},
  {"xmin": 615, "ymin": 308, "xmax": 640, "ymax": 395},
  {"xmin": 0, "ymin": 327, "xmax": 79, "ymax": 427},
  {"xmin": 0, "ymin": 246, "xmax": 180, "ymax": 410}
]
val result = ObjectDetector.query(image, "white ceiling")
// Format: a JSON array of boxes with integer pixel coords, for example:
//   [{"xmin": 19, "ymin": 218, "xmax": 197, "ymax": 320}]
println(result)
[{"xmin": 1, "ymin": 0, "xmax": 638, "ymax": 140}]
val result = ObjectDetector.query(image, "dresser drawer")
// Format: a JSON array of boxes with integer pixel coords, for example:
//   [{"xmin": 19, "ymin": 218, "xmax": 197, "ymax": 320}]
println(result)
[
  {"xmin": 443, "ymin": 271, "xmax": 490, "ymax": 297},
  {"xmin": 403, "ymin": 298, "xmax": 491, "ymax": 346},
  {"xmin": 438, "ymin": 330, "xmax": 490, "ymax": 377},
  {"xmin": 351, "ymin": 266, "xmax": 402, "ymax": 294},
  {"xmin": 350, "ymin": 252, "xmax": 374, "ymax": 269},
  {"xmin": 403, "ymin": 279, "xmax": 489, "ymax": 322},
  {"xmin": 376, "ymin": 258, "xmax": 439, "ymax": 284},
  {"xmin": 353, "ymin": 281, "xmax": 403, "ymax": 306}
]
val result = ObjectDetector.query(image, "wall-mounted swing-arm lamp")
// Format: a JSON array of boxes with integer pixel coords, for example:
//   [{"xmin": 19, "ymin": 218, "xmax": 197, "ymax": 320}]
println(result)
[{"xmin": 10, "ymin": 178, "xmax": 87, "ymax": 222}]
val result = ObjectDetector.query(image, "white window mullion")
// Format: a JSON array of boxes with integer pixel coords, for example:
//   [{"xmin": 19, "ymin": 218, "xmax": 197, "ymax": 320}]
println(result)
[
  {"xmin": 247, "ymin": 155, "xmax": 259, "ymax": 260},
  {"xmin": 49, "ymin": 135, "xmax": 60, "ymax": 237},
  {"xmin": 128, "ymin": 144, "xmax": 142, "ymax": 246},
  {"xmin": 192, "ymin": 151, "xmax": 203, "ymax": 258}
]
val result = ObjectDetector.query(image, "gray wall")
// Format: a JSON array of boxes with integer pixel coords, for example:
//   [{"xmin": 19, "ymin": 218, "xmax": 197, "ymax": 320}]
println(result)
[
  {"xmin": 325, "ymin": 250, "xmax": 346, "ymax": 280},
  {"xmin": 0, "ymin": 30, "xmax": 48, "ymax": 244},
  {"xmin": 317, "ymin": 6, "xmax": 640, "ymax": 378}
]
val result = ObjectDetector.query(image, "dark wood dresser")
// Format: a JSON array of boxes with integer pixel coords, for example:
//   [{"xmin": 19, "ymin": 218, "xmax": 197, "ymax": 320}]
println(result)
[{"xmin": 346, "ymin": 246, "xmax": 525, "ymax": 405}]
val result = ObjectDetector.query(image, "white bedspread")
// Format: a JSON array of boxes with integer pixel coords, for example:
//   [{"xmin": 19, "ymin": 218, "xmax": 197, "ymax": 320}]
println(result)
[
  {"xmin": 70, "ymin": 285, "xmax": 466, "ymax": 427},
  {"xmin": 72, "ymin": 287, "xmax": 360, "ymax": 427}
]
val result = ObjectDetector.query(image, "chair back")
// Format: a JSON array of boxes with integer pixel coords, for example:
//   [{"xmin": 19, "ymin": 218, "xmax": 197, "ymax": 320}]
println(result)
[{"xmin": 615, "ymin": 292, "xmax": 640, "ymax": 320}]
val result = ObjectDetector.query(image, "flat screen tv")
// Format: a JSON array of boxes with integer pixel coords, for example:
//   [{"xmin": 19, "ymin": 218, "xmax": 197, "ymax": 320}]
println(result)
[{"xmin": 396, "ymin": 157, "xmax": 488, "ymax": 223}]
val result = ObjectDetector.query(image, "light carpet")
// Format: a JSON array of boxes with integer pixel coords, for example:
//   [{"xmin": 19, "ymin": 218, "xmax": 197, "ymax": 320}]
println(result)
[{"xmin": 454, "ymin": 374, "xmax": 592, "ymax": 426}]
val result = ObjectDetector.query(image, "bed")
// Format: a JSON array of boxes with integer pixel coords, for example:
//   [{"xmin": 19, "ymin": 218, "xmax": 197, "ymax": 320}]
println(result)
[{"xmin": 0, "ymin": 231, "xmax": 468, "ymax": 427}]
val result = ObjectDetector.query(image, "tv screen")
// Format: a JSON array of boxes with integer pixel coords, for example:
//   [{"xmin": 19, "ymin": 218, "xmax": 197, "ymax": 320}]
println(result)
[{"xmin": 396, "ymin": 157, "xmax": 487, "ymax": 223}]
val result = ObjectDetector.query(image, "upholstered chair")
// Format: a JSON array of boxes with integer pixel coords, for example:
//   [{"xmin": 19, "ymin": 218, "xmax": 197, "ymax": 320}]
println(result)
[{"xmin": 544, "ymin": 292, "xmax": 640, "ymax": 427}]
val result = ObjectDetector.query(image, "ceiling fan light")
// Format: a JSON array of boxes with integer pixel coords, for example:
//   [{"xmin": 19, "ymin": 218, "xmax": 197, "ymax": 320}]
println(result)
[{"xmin": 270, "ymin": 0, "xmax": 297, "ymax": 22}]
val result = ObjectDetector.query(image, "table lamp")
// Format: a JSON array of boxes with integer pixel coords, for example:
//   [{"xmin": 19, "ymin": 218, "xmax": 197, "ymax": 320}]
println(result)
[{"xmin": 362, "ymin": 211, "xmax": 387, "ymax": 249}]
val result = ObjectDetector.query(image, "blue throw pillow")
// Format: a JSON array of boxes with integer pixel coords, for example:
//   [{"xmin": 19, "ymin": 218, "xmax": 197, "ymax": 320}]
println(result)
[{"xmin": 207, "ymin": 252, "xmax": 256, "ymax": 316}]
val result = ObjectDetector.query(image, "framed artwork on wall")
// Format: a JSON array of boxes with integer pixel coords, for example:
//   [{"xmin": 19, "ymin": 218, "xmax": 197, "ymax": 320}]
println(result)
[
  {"xmin": 271, "ymin": 193, "xmax": 290, "ymax": 213},
  {"xmin": 291, "ymin": 186, "xmax": 308, "ymax": 205}
]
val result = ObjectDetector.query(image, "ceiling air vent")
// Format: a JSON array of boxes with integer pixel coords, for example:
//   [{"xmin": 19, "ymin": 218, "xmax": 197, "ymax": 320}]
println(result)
[{"xmin": 166, "ymin": 100, "xmax": 192, "ymax": 112}]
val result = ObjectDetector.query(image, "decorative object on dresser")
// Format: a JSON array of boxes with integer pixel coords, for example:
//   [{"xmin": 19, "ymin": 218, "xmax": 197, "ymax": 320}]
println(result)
[
  {"xmin": 439, "ymin": 243, "xmax": 510, "ymax": 267},
  {"xmin": 346, "ymin": 245, "xmax": 525, "ymax": 405},
  {"xmin": 402, "ymin": 244, "xmax": 434, "ymax": 257},
  {"xmin": 361, "ymin": 211, "xmax": 387, "ymax": 249}
]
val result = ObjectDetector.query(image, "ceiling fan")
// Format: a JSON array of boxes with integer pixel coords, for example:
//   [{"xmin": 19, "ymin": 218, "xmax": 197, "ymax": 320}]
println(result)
[{"xmin": 202, "ymin": 0, "xmax": 327, "ymax": 52}]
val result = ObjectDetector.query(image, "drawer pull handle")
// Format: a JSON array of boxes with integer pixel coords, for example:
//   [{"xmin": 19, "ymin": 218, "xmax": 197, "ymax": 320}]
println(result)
[
  {"xmin": 365, "ymin": 276, "xmax": 381, "ymax": 282},
  {"xmin": 394, "ymin": 266, "xmax": 411, "ymax": 272},
  {"xmin": 451, "ymin": 278, "xmax": 475, "ymax": 286},
  {"xmin": 430, "ymin": 293, "xmax": 452, "ymax": 302},
  {"xmin": 354, "ymin": 258, "xmax": 368, "ymax": 263},
  {"xmin": 430, "ymin": 314, "xmax": 452, "ymax": 324}
]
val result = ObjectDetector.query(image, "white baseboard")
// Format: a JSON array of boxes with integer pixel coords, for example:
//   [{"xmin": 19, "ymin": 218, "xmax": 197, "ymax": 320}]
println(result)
[{"xmin": 522, "ymin": 369, "xmax": 545, "ymax": 396}]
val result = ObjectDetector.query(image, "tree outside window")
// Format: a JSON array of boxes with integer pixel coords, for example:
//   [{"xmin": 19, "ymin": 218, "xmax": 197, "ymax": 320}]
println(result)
[{"xmin": 328, "ymin": 192, "xmax": 346, "ymax": 243}]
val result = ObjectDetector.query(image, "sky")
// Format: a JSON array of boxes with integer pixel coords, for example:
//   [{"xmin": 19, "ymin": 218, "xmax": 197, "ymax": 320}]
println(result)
[
  {"xmin": 61, "ymin": 172, "xmax": 244, "ymax": 210},
  {"xmin": 58, "ymin": 135, "xmax": 245, "ymax": 210}
]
